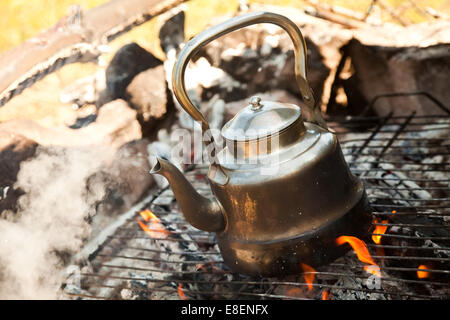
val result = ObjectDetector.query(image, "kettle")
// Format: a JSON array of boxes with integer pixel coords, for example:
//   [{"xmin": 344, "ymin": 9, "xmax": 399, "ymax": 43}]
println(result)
[{"xmin": 151, "ymin": 11, "xmax": 371, "ymax": 276}]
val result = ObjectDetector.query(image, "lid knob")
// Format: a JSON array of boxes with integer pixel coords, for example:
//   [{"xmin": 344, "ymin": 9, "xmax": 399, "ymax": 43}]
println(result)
[{"xmin": 250, "ymin": 96, "xmax": 263, "ymax": 111}]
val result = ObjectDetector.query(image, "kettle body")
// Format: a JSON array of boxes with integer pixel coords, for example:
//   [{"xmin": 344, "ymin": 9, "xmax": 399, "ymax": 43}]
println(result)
[
  {"xmin": 209, "ymin": 121, "xmax": 370, "ymax": 275},
  {"xmin": 151, "ymin": 11, "xmax": 371, "ymax": 276}
]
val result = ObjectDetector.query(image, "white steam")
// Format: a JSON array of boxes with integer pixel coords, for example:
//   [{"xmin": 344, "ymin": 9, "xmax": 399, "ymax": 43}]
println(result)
[{"xmin": 0, "ymin": 145, "xmax": 113, "ymax": 299}]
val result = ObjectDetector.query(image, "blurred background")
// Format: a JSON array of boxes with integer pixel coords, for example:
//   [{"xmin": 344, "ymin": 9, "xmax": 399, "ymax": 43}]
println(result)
[
  {"xmin": 0, "ymin": 0, "xmax": 448, "ymax": 126},
  {"xmin": 2, "ymin": 0, "xmax": 450, "ymax": 53}
]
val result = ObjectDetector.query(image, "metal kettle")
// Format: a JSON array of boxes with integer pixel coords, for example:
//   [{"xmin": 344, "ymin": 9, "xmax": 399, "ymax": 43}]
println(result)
[{"xmin": 151, "ymin": 11, "xmax": 371, "ymax": 276}]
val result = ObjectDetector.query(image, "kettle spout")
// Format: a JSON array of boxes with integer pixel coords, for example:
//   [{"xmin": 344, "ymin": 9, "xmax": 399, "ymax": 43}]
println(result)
[{"xmin": 150, "ymin": 157, "xmax": 226, "ymax": 233}]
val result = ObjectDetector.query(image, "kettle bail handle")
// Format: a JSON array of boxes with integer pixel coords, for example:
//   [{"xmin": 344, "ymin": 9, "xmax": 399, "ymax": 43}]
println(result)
[{"xmin": 172, "ymin": 11, "xmax": 326, "ymax": 163}]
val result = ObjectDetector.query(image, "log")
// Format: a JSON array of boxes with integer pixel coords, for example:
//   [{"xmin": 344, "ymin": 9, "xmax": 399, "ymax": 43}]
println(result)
[{"xmin": 0, "ymin": 0, "xmax": 186, "ymax": 107}]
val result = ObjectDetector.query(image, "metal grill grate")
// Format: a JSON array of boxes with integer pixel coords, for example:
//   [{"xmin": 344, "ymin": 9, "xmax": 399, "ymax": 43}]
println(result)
[{"xmin": 62, "ymin": 112, "xmax": 450, "ymax": 300}]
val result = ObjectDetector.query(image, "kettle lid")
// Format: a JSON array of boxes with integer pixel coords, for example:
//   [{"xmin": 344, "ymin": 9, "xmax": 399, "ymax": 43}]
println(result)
[{"xmin": 221, "ymin": 96, "xmax": 302, "ymax": 142}]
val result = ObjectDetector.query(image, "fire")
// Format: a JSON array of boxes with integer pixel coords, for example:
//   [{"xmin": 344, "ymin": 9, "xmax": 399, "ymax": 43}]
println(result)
[
  {"xmin": 177, "ymin": 283, "xmax": 188, "ymax": 300},
  {"xmin": 372, "ymin": 209, "xmax": 397, "ymax": 244},
  {"xmin": 336, "ymin": 236, "xmax": 381, "ymax": 277},
  {"xmin": 321, "ymin": 290, "xmax": 329, "ymax": 300},
  {"xmin": 137, "ymin": 209, "xmax": 169, "ymax": 239},
  {"xmin": 417, "ymin": 265, "xmax": 430, "ymax": 279},
  {"xmin": 139, "ymin": 209, "xmax": 156, "ymax": 221},
  {"xmin": 372, "ymin": 219, "xmax": 389, "ymax": 244},
  {"xmin": 300, "ymin": 263, "xmax": 315, "ymax": 291},
  {"xmin": 336, "ymin": 236, "xmax": 377, "ymax": 266}
]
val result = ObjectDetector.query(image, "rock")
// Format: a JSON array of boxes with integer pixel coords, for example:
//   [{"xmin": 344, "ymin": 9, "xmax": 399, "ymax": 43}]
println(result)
[
  {"xmin": 126, "ymin": 65, "xmax": 175, "ymax": 138},
  {"xmin": 0, "ymin": 132, "xmax": 38, "ymax": 216},
  {"xmin": 85, "ymin": 99, "xmax": 142, "ymax": 149},
  {"xmin": 158, "ymin": 10, "xmax": 185, "ymax": 54},
  {"xmin": 195, "ymin": 58, "xmax": 248, "ymax": 103},
  {"xmin": 345, "ymin": 40, "xmax": 450, "ymax": 116},
  {"xmin": 197, "ymin": 24, "xmax": 330, "ymax": 104},
  {"xmin": 60, "ymin": 71, "xmax": 106, "ymax": 108},
  {"xmin": 105, "ymin": 43, "xmax": 163, "ymax": 99},
  {"xmin": 0, "ymin": 99, "xmax": 141, "ymax": 150},
  {"xmin": 89, "ymin": 139, "xmax": 154, "ymax": 221}
]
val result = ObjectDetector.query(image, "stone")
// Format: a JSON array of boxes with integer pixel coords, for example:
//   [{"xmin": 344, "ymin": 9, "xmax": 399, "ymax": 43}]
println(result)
[
  {"xmin": 126, "ymin": 65, "xmax": 175, "ymax": 138},
  {"xmin": 89, "ymin": 138, "xmax": 154, "ymax": 222},
  {"xmin": 105, "ymin": 43, "xmax": 163, "ymax": 99},
  {"xmin": 158, "ymin": 10, "xmax": 185, "ymax": 54},
  {"xmin": 345, "ymin": 40, "xmax": 450, "ymax": 116},
  {"xmin": 197, "ymin": 24, "xmax": 330, "ymax": 104},
  {"xmin": 0, "ymin": 99, "xmax": 141, "ymax": 150},
  {"xmin": 0, "ymin": 132, "xmax": 38, "ymax": 215},
  {"xmin": 60, "ymin": 71, "xmax": 106, "ymax": 108}
]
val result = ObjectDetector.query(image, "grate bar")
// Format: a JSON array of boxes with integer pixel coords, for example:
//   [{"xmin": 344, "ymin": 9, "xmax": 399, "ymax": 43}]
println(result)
[
  {"xmin": 77, "ymin": 273, "xmax": 446, "ymax": 300},
  {"xmin": 367, "ymin": 244, "xmax": 450, "ymax": 251},
  {"xmin": 67, "ymin": 110, "xmax": 450, "ymax": 300},
  {"xmin": 336, "ymin": 126, "xmax": 450, "ymax": 134},
  {"xmin": 369, "ymin": 197, "xmax": 450, "ymax": 202},
  {"xmin": 372, "ymin": 222, "xmax": 450, "ymax": 229},
  {"xmin": 371, "ymin": 233, "xmax": 450, "ymax": 241},
  {"xmin": 354, "ymin": 168, "xmax": 450, "ymax": 173},
  {"xmin": 329, "ymin": 263, "xmax": 450, "ymax": 275}
]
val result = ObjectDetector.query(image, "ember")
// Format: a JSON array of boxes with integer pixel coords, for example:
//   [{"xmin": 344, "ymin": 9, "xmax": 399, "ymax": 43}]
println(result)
[{"xmin": 417, "ymin": 265, "xmax": 430, "ymax": 279}]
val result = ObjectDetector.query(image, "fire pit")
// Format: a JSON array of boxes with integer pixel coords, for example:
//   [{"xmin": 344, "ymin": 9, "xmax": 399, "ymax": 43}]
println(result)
[{"xmin": 62, "ymin": 104, "xmax": 450, "ymax": 300}]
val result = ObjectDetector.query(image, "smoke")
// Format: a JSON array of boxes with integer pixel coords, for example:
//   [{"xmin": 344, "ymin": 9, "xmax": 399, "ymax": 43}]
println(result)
[{"xmin": 0, "ymin": 145, "xmax": 113, "ymax": 299}]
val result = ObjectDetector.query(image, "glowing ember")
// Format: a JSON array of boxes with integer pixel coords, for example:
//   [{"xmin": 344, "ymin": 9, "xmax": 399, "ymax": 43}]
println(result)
[
  {"xmin": 300, "ymin": 263, "xmax": 315, "ymax": 291},
  {"xmin": 364, "ymin": 265, "xmax": 382, "ymax": 278},
  {"xmin": 285, "ymin": 287, "xmax": 303, "ymax": 298},
  {"xmin": 137, "ymin": 209, "xmax": 169, "ymax": 239},
  {"xmin": 195, "ymin": 263, "xmax": 208, "ymax": 273},
  {"xmin": 321, "ymin": 290, "xmax": 329, "ymax": 300},
  {"xmin": 417, "ymin": 265, "xmax": 430, "ymax": 279},
  {"xmin": 372, "ymin": 219, "xmax": 389, "ymax": 244},
  {"xmin": 177, "ymin": 283, "xmax": 188, "ymax": 300}
]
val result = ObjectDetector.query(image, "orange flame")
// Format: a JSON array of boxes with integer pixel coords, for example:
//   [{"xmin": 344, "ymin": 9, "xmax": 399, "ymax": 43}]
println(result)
[
  {"xmin": 336, "ymin": 236, "xmax": 377, "ymax": 266},
  {"xmin": 177, "ymin": 283, "xmax": 187, "ymax": 300},
  {"xmin": 137, "ymin": 209, "xmax": 169, "ymax": 239},
  {"xmin": 372, "ymin": 210, "xmax": 397, "ymax": 244},
  {"xmin": 139, "ymin": 209, "xmax": 155, "ymax": 221},
  {"xmin": 372, "ymin": 219, "xmax": 389, "ymax": 244},
  {"xmin": 300, "ymin": 263, "xmax": 315, "ymax": 291},
  {"xmin": 321, "ymin": 290, "xmax": 329, "ymax": 300},
  {"xmin": 336, "ymin": 236, "xmax": 381, "ymax": 277},
  {"xmin": 417, "ymin": 265, "xmax": 430, "ymax": 279}
]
